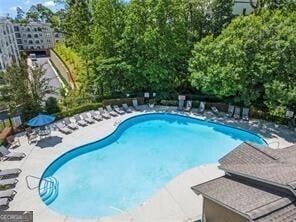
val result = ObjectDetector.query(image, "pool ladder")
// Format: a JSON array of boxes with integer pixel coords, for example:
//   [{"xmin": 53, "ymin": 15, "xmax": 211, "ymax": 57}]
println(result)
[{"xmin": 26, "ymin": 175, "xmax": 59, "ymax": 205}]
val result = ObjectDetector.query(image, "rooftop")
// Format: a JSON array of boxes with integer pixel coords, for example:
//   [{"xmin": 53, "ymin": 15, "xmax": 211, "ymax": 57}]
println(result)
[{"xmin": 192, "ymin": 142, "xmax": 296, "ymax": 222}]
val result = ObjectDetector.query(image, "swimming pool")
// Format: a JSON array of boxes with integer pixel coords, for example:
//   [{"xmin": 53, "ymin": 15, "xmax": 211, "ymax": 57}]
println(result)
[{"xmin": 40, "ymin": 113, "xmax": 266, "ymax": 218}]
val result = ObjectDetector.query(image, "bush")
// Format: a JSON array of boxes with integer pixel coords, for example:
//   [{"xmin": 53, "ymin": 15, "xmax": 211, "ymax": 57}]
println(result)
[
  {"xmin": 45, "ymin": 97, "xmax": 61, "ymax": 114},
  {"xmin": 54, "ymin": 102, "xmax": 102, "ymax": 119},
  {"xmin": 103, "ymin": 97, "xmax": 144, "ymax": 106},
  {"xmin": 159, "ymin": 100, "xmax": 178, "ymax": 106}
]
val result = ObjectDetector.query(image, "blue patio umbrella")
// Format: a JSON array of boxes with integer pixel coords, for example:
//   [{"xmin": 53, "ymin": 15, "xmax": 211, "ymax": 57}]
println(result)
[{"xmin": 27, "ymin": 114, "xmax": 56, "ymax": 127}]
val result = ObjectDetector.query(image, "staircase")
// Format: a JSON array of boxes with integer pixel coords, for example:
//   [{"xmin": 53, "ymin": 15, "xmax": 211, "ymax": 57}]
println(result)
[{"xmin": 39, "ymin": 177, "xmax": 59, "ymax": 205}]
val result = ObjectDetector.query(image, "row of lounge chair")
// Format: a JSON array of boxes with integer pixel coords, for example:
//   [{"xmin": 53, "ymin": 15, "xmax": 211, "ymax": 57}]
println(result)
[
  {"xmin": 178, "ymin": 100, "xmax": 249, "ymax": 120},
  {"xmin": 178, "ymin": 100, "xmax": 206, "ymax": 114},
  {"xmin": 0, "ymin": 168, "xmax": 21, "ymax": 209},
  {"xmin": 56, "ymin": 103, "xmax": 138, "ymax": 134}
]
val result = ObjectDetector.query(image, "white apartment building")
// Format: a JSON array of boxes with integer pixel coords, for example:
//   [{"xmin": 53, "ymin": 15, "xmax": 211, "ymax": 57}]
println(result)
[
  {"xmin": 0, "ymin": 19, "xmax": 20, "ymax": 72},
  {"xmin": 14, "ymin": 22, "xmax": 64, "ymax": 55},
  {"xmin": 233, "ymin": 0, "xmax": 258, "ymax": 15}
]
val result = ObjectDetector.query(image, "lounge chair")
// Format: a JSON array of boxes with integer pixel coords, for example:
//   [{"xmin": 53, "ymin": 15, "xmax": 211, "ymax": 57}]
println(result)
[
  {"xmin": 0, "ymin": 178, "xmax": 18, "ymax": 186},
  {"xmin": 227, "ymin": 105, "xmax": 235, "ymax": 117},
  {"xmin": 74, "ymin": 115, "xmax": 88, "ymax": 127},
  {"xmin": 56, "ymin": 122, "xmax": 72, "ymax": 134},
  {"xmin": 185, "ymin": 100, "xmax": 192, "ymax": 112},
  {"xmin": 63, "ymin": 118, "xmax": 78, "ymax": 130},
  {"xmin": 178, "ymin": 100, "xmax": 184, "ymax": 111},
  {"xmin": 0, "ymin": 168, "xmax": 21, "ymax": 178},
  {"xmin": 242, "ymin": 108, "xmax": 250, "ymax": 121},
  {"xmin": 286, "ymin": 111, "xmax": 295, "ymax": 129},
  {"xmin": 113, "ymin": 105, "xmax": 125, "ymax": 115},
  {"xmin": 106, "ymin": 105, "xmax": 118, "ymax": 117},
  {"xmin": 90, "ymin": 110, "xmax": 103, "ymax": 121},
  {"xmin": 199, "ymin": 101, "xmax": 206, "ymax": 113},
  {"xmin": 98, "ymin": 108, "xmax": 111, "ymax": 119},
  {"xmin": 0, "ymin": 198, "xmax": 10, "ymax": 209},
  {"xmin": 81, "ymin": 113, "xmax": 95, "ymax": 124},
  {"xmin": 0, "ymin": 189, "xmax": 16, "ymax": 200},
  {"xmin": 211, "ymin": 106, "xmax": 219, "ymax": 116},
  {"xmin": 6, "ymin": 136, "xmax": 20, "ymax": 149},
  {"xmin": 233, "ymin": 107, "xmax": 241, "ymax": 119},
  {"xmin": 0, "ymin": 146, "xmax": 25, "ymax": 161},
  {"xmin": 132, "ymin": 99, "xmax": 140, "ymax": 111},
  {"xmin": 122, "ymin": 104, "xmax": 132, "ymax": 113}
]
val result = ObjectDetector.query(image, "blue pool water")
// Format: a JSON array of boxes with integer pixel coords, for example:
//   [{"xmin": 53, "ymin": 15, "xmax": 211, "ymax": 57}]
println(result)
[{"xmin": 40, "ymin": 113, "xmax": 266, "ymax": 218}]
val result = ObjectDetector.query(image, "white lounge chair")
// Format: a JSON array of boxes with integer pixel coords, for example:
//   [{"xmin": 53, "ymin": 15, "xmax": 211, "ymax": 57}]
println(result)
[
  {"xmin": 90, "ymin": 110, "xmax": 103, "ymax": 121},
  {"xmin": 0, "ymin": 178, "xmax": 18, "ymax": 186},
  {"xmin": 0, "ymin": 146, "xmax": 25, "ymax": 161},
  {"xmin": 98, "ymin": 108, "xmax": 111, "ymax": 119},
  {"xmin": 6, "ymin": 136, "xmax": 20, "ymax": 149},
  {"xmin": 74, "ymin": 115, "xmax": 88, "ymax": 127},
  {"xmin": 122, "ymin": 104, "xmax": 132, "ymax": 113},
  {"xmin": 227, "ymin": 105, "xmax": 235, "ymax": 117},
  {"xmin": 132, "ymin": 99, "xmax": 140, "ymax": 111},
  {"xmin": 113, "ymin": 105, "xmax": 125, "ymax": 115},
  {"xmin": 56, "ymin": 122, "xmax": 72, "ymax": 134},
  {"xmin": 106, "ymin": 105, "xmax": 118, "ymax": 117},
  {"xmin": 211, "ymin": 106, "xmax": 219, "ymax": 116},
  {"xmin": 0, "ymin": 189, "xmax": 17, "ymax": 200},
  {"xmin": 199, "ymin": 101, "xmax": 206, "ymax": 113},
  {"xmin": 242, "ymin": 108, "xmax": 249, "ymax": 121},
  {"xmin": 0, "ymin": 168, "xmax": 21, "ymax": 178},
  {"xmin": 81, "ymin": 113, "xmax": 95, "ymax": 124},
  {"xmin": 234, "ymin": 107, "xmax": 241, "ymax": 119},
  {"xmin": 185, "ymin": 100, "xmax": 192, "ymax": 112},
  {"xmin": 0, "ymin": 198, "xmax": 10, "ymax": 209},
  {"xmin": 63, "ymin": 118, "xmax": 78, "ymax": 130},
  {"xmin": 178, "ymin": 100, "xmax": 184, "ymax": 111}
]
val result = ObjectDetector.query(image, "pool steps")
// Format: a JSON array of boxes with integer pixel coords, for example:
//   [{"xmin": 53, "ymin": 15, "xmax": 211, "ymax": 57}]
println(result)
[{"xmin": 40, "ymin": 177, "xmax": 59, "ymax": 205}]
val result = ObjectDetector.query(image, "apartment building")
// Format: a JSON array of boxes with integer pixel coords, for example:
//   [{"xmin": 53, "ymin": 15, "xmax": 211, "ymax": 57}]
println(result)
[
  {"xmin": 14, "ymin": 22, "xmax": 64, "ymax": 56},
  {"xmin": 0, "ymin": 19, "xmax": 20, "ymax": 72},
  {"xmin": 233, "ymin": 0, "xmax": 258, "ymax": 15}
]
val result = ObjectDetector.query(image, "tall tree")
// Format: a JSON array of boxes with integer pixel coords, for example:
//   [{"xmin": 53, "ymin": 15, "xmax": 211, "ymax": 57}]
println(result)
[
  {"xmin": 0, "ymin": 62, "xmax": 54, "ymax": 120},
  {"xmin": 189, "ymin": 10, "xmax": 296, "ymax": 116},
  {"xmin": 15, "ymin": 7, "xmax": 25, "ymax": 22},
  {"xmin": 62, "ymin": 0, "xmax": 93, "ymax": 50}
]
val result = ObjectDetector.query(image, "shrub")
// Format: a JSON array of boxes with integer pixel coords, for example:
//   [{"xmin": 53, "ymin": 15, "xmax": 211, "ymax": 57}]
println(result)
[
  {"xmin": 45, "ymin": 97, "xmax": 61, "ymax": 114},
  {"xmin": 159, "ymin": 100, "xmax": 178, "ymax": 106},
  {"xmin": 54, "ymin": 103, "xmax": 102, "ymax": 119}
]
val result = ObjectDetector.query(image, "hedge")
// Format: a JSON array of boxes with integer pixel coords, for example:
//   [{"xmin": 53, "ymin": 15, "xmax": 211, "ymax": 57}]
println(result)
[
  {"xmin": 54, "ymin": 103, "xmax": 102, "ymax": 120},
  {"xmin": 103, "ymin": 97, "xmax": 144, "ymax": 106}
]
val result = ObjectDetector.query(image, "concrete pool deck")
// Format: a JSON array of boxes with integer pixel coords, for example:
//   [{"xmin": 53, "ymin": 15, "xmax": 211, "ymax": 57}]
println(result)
[{"xmin": 1, "ymin": 106, "xmax": 295, "ymax": 222}]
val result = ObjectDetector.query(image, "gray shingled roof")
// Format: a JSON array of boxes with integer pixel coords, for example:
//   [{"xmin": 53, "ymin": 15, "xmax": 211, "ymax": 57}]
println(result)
[
  {"xmin": 219, "ymin": 143, "xmax": 296, "ymax": 191},
  {"xmin": 192, "ymin": 142, "xmax": 296, "ymax": 222}
]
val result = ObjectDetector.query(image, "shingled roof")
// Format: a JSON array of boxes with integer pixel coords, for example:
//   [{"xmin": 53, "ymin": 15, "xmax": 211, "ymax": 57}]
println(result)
[{"xmin": 192, "ymin": 142, "xmax": 296, "ymax": 222}]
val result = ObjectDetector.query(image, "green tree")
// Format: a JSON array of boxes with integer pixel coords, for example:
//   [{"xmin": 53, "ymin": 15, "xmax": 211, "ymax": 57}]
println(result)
[
  {"xmin": 189, "ymin": 10, "xmax": 296, "ymax": 115},
  {"xmin": 62, "ymin": 0, "xmax": 92, "ymax": 50},
  {"xmin": 0, "ymin": 62, "xmax": 55, "ymax": 120}
]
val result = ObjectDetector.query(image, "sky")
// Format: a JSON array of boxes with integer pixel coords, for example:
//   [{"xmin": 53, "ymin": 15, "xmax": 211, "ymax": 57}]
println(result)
[{"xmin": 0, "ymin": 0, "xmax": 63, "ymax": 17}]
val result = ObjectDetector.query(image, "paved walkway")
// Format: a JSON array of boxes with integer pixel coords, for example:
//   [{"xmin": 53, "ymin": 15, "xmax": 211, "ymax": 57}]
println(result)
[{"xmin": 1, "ymin": 106, "xmax": 295, "ymax": 222}]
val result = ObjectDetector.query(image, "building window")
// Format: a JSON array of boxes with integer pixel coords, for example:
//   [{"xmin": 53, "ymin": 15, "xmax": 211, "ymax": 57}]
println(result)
[
  {"xmin": 34, "ymin": 34, "xmax": 38, "ymax": 38},
  {"xmin": 15, "ymin": 33, "xmax": 21, "ymax": 38},
  {"xmin": 27, "ymin": 28, "xmax": 31, "ymax": 32},
  {"xmin": 27, "ymin": 34, "xmax": 32, "ymax": 38},
  {"xmin": 17, "ymin": 39, "xmax": 22, "ymax": 44},
  {"xmin": 35, "ymin": 40, "xmax": 40, "ymax": 44},
  {"xmin": 14, "ymin": 26, "xmax": 19, "ymax": 32},
  {"xmin": 28, "ymin": 40, "xmax": 33, "ymax": 44}
]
